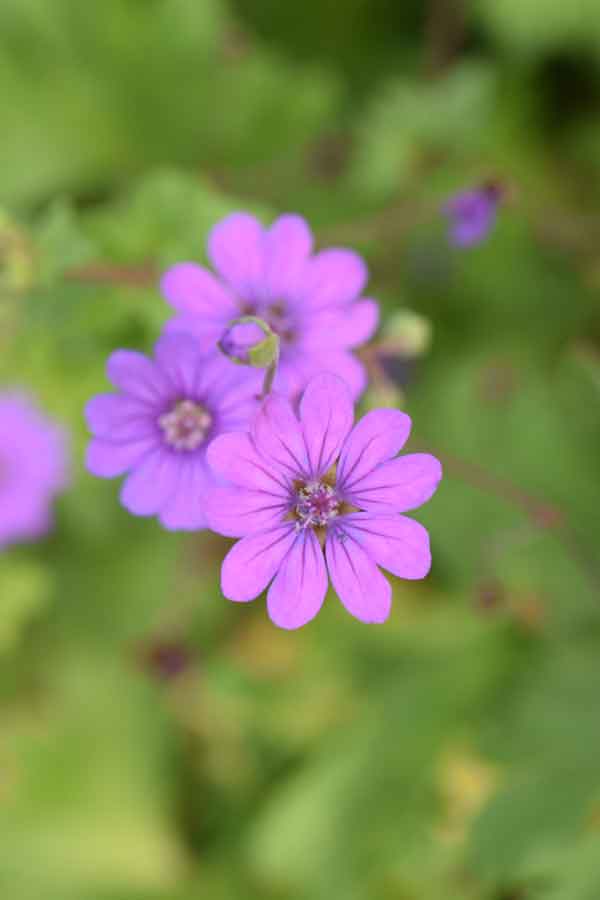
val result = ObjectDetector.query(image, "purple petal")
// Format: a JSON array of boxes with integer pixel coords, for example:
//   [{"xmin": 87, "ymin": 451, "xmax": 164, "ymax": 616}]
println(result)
[
  {"xmin": 207, "ymin": 212, "xmax": 264, "ymax": 298},
  {"xmin": 2, "ymin": 410, "xmax": 67, "ymax": 492},
  {"xmin": 326, "ymin": 527, "xmax": 392, "ymax": 623},
  {"xmin": 252, "ymin": 394, "xmax": 308, "ymax": 480},
  {"xmin": 221, "ymin": 523, "xmax": 296, "ymax": 602},
  {"xmin": 0, "ymin": 394, "xmax": 68, "ymax": 548},
  {"xmin": 299, "ymin": 249, "xmax": 368, "ymax": 309},
  {"xmin": 191, "ymin": 349, "xmax": 260, "ymax": 413},
  {"xmin": 303, "ymin": 299, "xmax": 379, "ymax": 349},
  {"xmin": 206, "ymin": 432, "xmax": 290, "ymax": 496},
  {"xmin": 205, "ymin": 486, "xmax": 288, "ymax": 537},
  {"xmin": 154, "ymin": 332, "xmax": 203, "ymax": 397},
  {"xmin": 215, "ymin": 381, "xmax": 263, "ymax": 432},
  {"xmin": 444, "ymin": 188, "xmax": 498, "ymax": 248},
  {"xmin": 272, "ymin": 349, "xmax": 367, "ymax": 401},
  {"xmin": 299, "ymin": 373, "xmax": 354, "ymax": 478},
  {"xmin": 337, "ymin": 409, "xmax": 412, "ymax": 491},
  {"xmin": 85, "ymin": 394, "xmax": 156, "ymax": 441},
  {"xmin": 450, "ymin": 220, "xmax": 494, "ymax": 248},
  {"xmin": 107, "ymin": 350, "xmax": 171, "ymax": 405},
  {"xmin": 0, "ymin": 497, "xmax": 52, "ymax": 548},
  {"xmin": 267, "ymin": 530, "xmax": 327, "ymax": 629},
  {"xmin": 158, "ymin": 456, "xmax": 211, "ymax": 531},
  {"xmin": 119, "ymin": 449, "xmax": 180, "ymax": 516},
  {"xmin": 301, "ymin": 350, "xmax": 367, "ymax": 400},
  {"xmin": 262, "ymin": 214, "xmax": 313, "ymax": 300},
  {"xmin": 325, "ymin": 351, "xmax": 368, "ymax": 398},
  {"xmin": 160, "ymin": 262, "xmax": 238, "ymax": 319},
  {"xmin": 339, "ymin": 513, "xmax": 431, "ymax": 579},
  {"xmin": 86, "ymin": 436, "xmax": 155, "ymax": 478},
  {"xmin": 164, "ymin": 313, "xmax": 228, "ymax": 355},
  {"xmin": 271, "ymin": 352, "xmax": 317, "ymax": 399},
  {"xmin": 344, "ymin": 453, "xmax": 442, "ymax": 513}
]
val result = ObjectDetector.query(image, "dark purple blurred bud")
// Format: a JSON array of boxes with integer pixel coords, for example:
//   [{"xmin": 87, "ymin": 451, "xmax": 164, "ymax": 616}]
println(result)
[
  {"xmin": 141, "ymin": 640, "xmax": 193, "ymax": 681},
  {"xmin": 474, "ymin": 579, "xmax": 505, "ymax": 614},
  {"xmin": 443, "ymin": 182, "xmax": 503, "ymax": 248}
]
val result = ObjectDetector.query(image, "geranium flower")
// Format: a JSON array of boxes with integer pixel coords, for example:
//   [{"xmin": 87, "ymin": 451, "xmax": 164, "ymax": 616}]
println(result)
[
  {"xmin": 160, "ymin": 212, "xmax": 379, "ymax": 398},
  {"xmin": 85, "ymin": 333, "xmax": 258, "ymax": 530},
  {"xmin": 0, "ymin": 393, "xmax": 69, "ymax": 549},
  {"xmin": 443, "ymin": 183, "xmax": 500, "ymax": 247},
  {"xmin": 205, "ymin": 374, "xmax": 442, "ymax": 628}
]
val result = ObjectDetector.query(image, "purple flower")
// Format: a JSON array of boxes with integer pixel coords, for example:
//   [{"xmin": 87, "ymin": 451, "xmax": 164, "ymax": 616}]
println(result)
[
  {"xmin": 85, "ymin": 333, "xmax": 259, "ymax": 530},
  {"xmin": 0, "ymin": 393, "xmax": 68, "ymax": 550},
  {"xmin": 443, "ymin": 184, "xmax": 500, "ymax": 248},
  {"xmin": 160, "ymin": 212, "xmax": 379, "ymax": 399},
  {"xmin": 205, "ymin": 374, "xmax": 442, "ymax": 629}
]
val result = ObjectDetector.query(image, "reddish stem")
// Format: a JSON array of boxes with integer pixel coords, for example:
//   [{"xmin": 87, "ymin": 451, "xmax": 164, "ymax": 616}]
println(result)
[{"xmin": 64, "ymin": 262, "xmax": 158, "ymax": 288}]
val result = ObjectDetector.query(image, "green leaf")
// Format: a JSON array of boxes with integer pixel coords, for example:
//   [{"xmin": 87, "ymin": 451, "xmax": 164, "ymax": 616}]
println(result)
[{"xmin": 0, "ymin": 558, "xmax": 51, "ymax": 654}]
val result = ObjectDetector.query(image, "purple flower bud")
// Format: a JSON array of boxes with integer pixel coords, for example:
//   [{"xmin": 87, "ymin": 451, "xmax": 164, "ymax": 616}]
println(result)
[
  {"xmin": 443, "ymin": 183, "xmax": 501, "ymax": 248},
  {"xmin": 218, "ymin": 317, "xmax": 279, "ymax": 369},
  {"xmin": 140, "ymin": 640, "xmax": 193, "ymax": 681},
  {"xmin": 219, "ymin": 320, "xmax": 266, "ymax": 363}
]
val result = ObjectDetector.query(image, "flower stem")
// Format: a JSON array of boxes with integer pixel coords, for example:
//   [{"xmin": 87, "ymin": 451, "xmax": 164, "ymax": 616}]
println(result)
[{"xmin": 260, "ymin": 343, "xmax": 280, "ymax": 399}]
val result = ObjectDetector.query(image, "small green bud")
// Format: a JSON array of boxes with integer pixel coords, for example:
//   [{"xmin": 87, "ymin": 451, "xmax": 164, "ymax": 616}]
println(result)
[
  {"xmin": 380, "ymin": 310, "xmax": 432, "ymax": 358},
  {"xmin": 362, "ymin": 382, "xmax": 406, "ymax": 412}
]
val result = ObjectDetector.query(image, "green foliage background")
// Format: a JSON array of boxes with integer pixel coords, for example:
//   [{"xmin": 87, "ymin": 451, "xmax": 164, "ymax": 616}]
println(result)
[{"xmin": 1, "ymin": 1, "xmax": 600, "ymax": 898}]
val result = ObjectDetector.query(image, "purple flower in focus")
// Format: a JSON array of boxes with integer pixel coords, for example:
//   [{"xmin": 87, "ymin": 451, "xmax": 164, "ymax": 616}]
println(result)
[
  {"xmin": 0, "ymin": 393, "xmax": 68, "ymax": 549},
  {"xmin": 85, "ymin": 333, "xmax": 259, "ymax": 530},
  {"xmin": 205, "ymin": 374, "xmax": 442, "ymax": 629},
  {"xmin": 161, "ymin": 213, "xmax": 379, "ymax": 398},
  {"xmin": 443, "ymin": 184, "xmax": 501, "ymax": 248}
]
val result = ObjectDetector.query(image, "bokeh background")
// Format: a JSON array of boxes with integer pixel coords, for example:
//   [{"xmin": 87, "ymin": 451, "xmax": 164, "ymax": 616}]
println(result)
[{"xmin": 2, "ymin": 1, "xmax": 600, "ymax": 898}]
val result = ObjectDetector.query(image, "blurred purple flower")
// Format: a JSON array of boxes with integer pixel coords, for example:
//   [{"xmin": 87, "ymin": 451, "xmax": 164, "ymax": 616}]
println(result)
[
  {"xmin": 443, "ymin": 184, "xmax": 501, "ymax": 248},
  {"xmin": 205, "ymin": 374, "xmax": 442, "ymax": 629},
  {"xmin": 85, "ymin": 333, "xmax": 259, "ymax": 531},
  {"xmin": 161, "ymin": 212, "xmax": 379, "ymax": 399},
  {"xmin": 0, "ymin": 393, "xmax": 69, "ymax": 549}
]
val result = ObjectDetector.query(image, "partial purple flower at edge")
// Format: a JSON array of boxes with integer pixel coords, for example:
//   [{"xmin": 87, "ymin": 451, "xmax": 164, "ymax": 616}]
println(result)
[
  {"xmin": 205, "ymin": 373, "xmax": 442, "ymax": 629},
  {"xmin": 160, "ymin": 212, "xmax": 379, "ymax": 399},
  {"xmin": 0, "ymin": 393, "xmax": 69, "ymax": 550},
  {"xmin": 443, "ymin": 183, "xmax": 501, "ymax": 248},
  {"xmin": 85, "ymin": 334, "xmax": 259, "ymax": 530}
]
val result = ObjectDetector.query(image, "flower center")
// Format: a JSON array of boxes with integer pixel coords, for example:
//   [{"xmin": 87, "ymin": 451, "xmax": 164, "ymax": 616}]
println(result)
[
  {"xmin": 294, "ymin": 481, "xmax": 340, "ymax": 530},
  {"xmin": 241, "ymin": 302, "xmax": 295, "ymax": 344},
  {"xmin": 158, "ymin": 400, "xmax": 212, "ymax": 451}
]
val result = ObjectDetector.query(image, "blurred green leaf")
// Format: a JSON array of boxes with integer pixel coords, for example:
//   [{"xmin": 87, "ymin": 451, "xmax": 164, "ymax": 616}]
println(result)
[
  {"xmin": 476, "ymin": 0, "xmax": 600, "ymax": 56},
  {"xmin": 0, "ymin": 0, "xmax": 339, "ymax": 207},
  {"xmin": 0, "ymin": 558, "xmax": 51, "ymax": 654},
  {"xmin": 0, "ymin": 656, "xmax": 184, "ymax": 898},
  {"xmin": 349, "ymin": 62, "xmax": 498, "ymax": 200}
]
